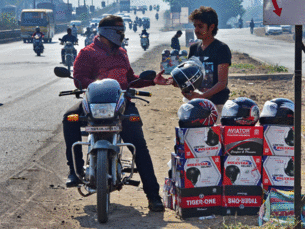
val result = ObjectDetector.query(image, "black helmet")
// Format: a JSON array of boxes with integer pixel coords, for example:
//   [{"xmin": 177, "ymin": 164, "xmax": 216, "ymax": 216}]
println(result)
[
  {"xmin": 162, "ymin": 49, "xmax": 170, "ymax": 57},
  {"xmin": 171, "ymin": 49, "xmax": 179, "ymax": 56},
  {"xmin": 36, "ymin": 26, "xmax": 40, "ymax": 32},
  {"xmin": 285, "ymin": 128, "xmax": 294, "ymax": 146},
  {"xmin": 259, "ymin": 98, "xmax": 294, "ymax": 125},
  {"xmin": 86, "ymin": 27, "xmax": 90, "ymax": 31},
  {"xmin": 177, "ymin": 99, "xmax": 218, "ymax": 128},
  {"xmin": 205, "ymin": 128, "xmax": 219, "ymax": 146},
  {"xmin": 225, "ymin": 165, "xmax": 240, "ymax": 184},
  {"xmin": 186, "ymin": 167, "xmax": 200, "ymax": 186},
  {"xmin": 179, "ymin": 50, "xmax": 188, "ymax": 57},
  {"xmin": 171, "ymin": 61, "xmax": 204, "ymax": 93},
  {"xmin": 284, "ymin": 158, "xmax": 294, "ymax": 177},
  {"xmin": 221, "ymin": 97, "xmax": 260, "ymax": 126}
]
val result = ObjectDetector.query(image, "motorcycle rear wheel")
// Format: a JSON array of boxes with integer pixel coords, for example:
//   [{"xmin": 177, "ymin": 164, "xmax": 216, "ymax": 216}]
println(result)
[{"xmin": 97, "ymin": 149, "xmax": 110, "ymax": 223}]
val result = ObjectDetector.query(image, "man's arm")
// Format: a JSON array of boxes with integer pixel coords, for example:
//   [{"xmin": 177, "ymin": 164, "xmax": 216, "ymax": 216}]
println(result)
[{"xmin": 73, "ymin": 49, "xmax": 95, "ymax": 89}]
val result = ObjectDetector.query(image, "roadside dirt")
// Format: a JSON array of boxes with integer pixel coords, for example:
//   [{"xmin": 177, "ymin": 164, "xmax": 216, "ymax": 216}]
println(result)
[{"xmin": 1, "ymin": 42, "xmax": 302, "ymax": 229}]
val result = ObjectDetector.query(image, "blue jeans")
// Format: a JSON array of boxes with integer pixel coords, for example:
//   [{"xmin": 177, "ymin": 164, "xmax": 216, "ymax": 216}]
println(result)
[{"xmin": 63, "ymin": 101, "xmax": 160, "ymax": 199}]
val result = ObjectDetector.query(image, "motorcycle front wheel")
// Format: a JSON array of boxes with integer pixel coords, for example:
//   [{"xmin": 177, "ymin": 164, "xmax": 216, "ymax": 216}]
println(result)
[{"xmin": 97, "ymin": 149, "xmax": 110, "ymax": 223}]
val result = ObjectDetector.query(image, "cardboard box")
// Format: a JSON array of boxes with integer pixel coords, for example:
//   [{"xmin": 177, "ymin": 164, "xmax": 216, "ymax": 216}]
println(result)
[
  {"xmin": 263, "ymin": 125, "xmax": 294, "ymax": 156},
  {"xmin": 176, "ymin": 186, "xmax": 222, "ymax": 218},
  {"xmin": 175, "ymin": 126, "xmax": 222, "ymax": 158},
  {"xmin": 223, "ymin": 156, "xmax": 262, "ymax": 186},
  {"xmin": 175, "ymin": 156, "xmax": 222, "ymax": 188},
  {"xmin": 221, "ymin": 126, "xmax": 263, "ymax": 156},
  {"xmin": 262, "ymin": 156, "xmax": 294, "ymax": 187},
  {"xmin": 222, "ymin": 185, "xmax": 262, "ymax": 216}
]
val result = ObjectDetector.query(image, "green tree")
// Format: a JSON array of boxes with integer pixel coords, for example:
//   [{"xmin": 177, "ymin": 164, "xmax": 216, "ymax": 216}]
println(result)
[{"xmin": 163, "ymin": 0, "xmax": 245, "ymax": 28}]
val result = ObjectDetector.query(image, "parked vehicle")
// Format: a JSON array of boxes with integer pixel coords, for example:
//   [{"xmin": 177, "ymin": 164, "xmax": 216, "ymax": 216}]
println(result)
[
  {"xmin": 54, "ymin": 67, "xmax": 156, "ymax": 223},
  {"xmin": 281, "ymin": 25, "xmax": 292, "ymax": 33},
  {"xmin": 20, "ymin": 9, "xmax": 55, "ymax": 43},
  {"xmin": 33, "ymin": 34, "xmax": 44, "ymax": 56},
  {"xmin": 265, "ymin": 25, "xmax": 283, "ymax": 35}
]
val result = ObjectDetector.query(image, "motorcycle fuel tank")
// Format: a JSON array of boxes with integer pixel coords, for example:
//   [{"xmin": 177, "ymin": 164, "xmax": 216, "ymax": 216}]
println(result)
[{"xmin": 86, "ymin": 79, "xmax": 121, "ymax": 104}]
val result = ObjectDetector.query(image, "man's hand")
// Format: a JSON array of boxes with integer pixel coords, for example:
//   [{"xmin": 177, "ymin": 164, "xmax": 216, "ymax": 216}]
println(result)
[{"xmin": 154, "ymin": 70, "xmax": 174, "ymax": 85}]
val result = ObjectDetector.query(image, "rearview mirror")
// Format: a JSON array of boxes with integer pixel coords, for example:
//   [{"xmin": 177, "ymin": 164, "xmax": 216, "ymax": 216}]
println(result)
[
  {"xmin": 139, "ymin": 70, "xmax": 156, "ymax": 81},
  {"xmin": 54, "ymin": 67, "xmax": 72, "ymax": 78}
]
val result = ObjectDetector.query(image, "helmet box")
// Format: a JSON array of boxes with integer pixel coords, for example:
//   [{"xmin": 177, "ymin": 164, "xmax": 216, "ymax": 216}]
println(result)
[
  {"xmin": 262, "ymin": 156, "xmax": 294, "ymax": 187},
  {"xmin": 263, "ymin": 125, "xmax": 294, "ymax": 156},
  {"xmin": 223, "ymin": 156, "xmax": 262, "ymax": 186},
  {"xmin": 222, "ymin": 185, "xmax": 262, "ymax": 216},
  {"xmin": 221, "ymin": 126, "xmax": 263, "ymax": 156},
  {"xmin": 176, "ymin": 186, "xmax": 222, "ymax": 218},
  {"xmin": 175, "ymin": 156, "xmax": 222, "ymax": 188},
  {"xmin": 175, "ymin": 126, "xmax": 222, "ymax": 158}
]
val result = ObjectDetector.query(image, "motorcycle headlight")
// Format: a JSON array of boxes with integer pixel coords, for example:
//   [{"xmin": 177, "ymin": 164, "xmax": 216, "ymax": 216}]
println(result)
[{"xmin": 90, "ymin": 103, "xmax": 116, "ymax": 119}]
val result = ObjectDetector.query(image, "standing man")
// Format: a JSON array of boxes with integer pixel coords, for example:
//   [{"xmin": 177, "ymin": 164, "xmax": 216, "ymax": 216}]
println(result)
[
  {"xmin": 71, "ymin": 24, "xmax": 78, "ymax": 38},
  {"xmin": 250, "ymin": 18, "xmax": 255, "ymax": 34},
  {"xmin": 171, "ymin": 30, "xmax": 182, "ymax": 51},
  {"xmin": 63, "ymin": 15, "xmax": 171, "ymax": 212},
  {"xmin": 179, "ymin": 6, "xmax": 232, "ymax": 122}
]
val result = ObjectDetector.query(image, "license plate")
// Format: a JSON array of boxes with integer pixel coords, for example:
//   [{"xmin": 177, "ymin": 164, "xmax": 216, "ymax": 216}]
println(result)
[{"xmin": 85, "ymin": 126, "xmax": 121, "ymax": 132}]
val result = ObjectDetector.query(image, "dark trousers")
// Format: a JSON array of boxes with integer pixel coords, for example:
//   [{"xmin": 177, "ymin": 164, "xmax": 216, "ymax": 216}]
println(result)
[{"xmin": 63, "ymin": 101, "xmax": 160, "ymax": 199}]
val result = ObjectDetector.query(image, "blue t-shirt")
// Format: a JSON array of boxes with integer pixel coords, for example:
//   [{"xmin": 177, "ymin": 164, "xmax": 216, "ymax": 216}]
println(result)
[{"xmin": 188, "ymin": 39, "xmax": 232, "ymax": 105}]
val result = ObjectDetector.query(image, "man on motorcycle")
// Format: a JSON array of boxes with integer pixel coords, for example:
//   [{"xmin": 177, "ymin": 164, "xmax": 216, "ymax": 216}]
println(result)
[
  {"xmin": 140, "ymin": 29, "xmax": 149, "ymax": 45},
  {"xmin": 32, "ymin": 26, "xmax": 44, "ymax": 49},
  {"xmin": 60, "ymin": 28, "xmax": 78, "ymax": 64},
  {"xmin": 63, "ymin": 15, "xmax": 172, "ymax": 212},
  {"xmin": 72, "ymin": 24, "xmax": 78, "ymax": 38},
  {"xmin": 84, "ymin": 27, "xmax": 92, "ymax": 37}
]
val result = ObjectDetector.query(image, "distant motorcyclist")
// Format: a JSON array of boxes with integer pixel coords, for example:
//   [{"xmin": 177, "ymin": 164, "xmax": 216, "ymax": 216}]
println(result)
[
  {"xmin": 60, "ymin": 28, "xmax": 78, "ymax": 64},
  {"xmin": 72, "ymin": 24, "xmax": 78, "ymax": 38},
  {"xmin": 155, "ymin": 13, "xmax": 159, "ymax": 20},
  {"xmin": 32, "ymin": 26, "xmax": 44, "ymax": 49},
  {"xmin": 84, "ymin": 27, "xmax": 92, "ymax": 37},
  {"xmin": 88, "ymin": 28, "xmax": 97, "ymax": 43},
  {"xmin": 133, "ymin": 22, "xmax": 137, "ymax": 32},
  {"xmin": 140, "ymin": 29, "xmax": 149, "ymax": 39}
]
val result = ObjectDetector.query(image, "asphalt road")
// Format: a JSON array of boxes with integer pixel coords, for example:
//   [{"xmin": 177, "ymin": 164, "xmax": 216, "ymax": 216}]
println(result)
[{"xmin": 217, "ymin": 27, "xmax": 297, "ymax": 73}]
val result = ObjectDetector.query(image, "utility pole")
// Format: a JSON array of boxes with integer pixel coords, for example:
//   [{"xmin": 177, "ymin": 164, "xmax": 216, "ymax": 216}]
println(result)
[{"xmin": 33, "ymin": 0, "xmax": 36, "ymax": 9}]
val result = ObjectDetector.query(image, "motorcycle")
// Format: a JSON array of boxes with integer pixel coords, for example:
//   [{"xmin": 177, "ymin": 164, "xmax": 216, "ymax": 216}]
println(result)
[
  {"xmin": 85, "ymin": 35, "xmax": 92, "ymax": 46},
  {"xmin": 155, "ymin": 13, "xmax": 159, "ymax": 21},
  {"xmin": 33, "ymin": 34, "xmax": 44, "ymax": 56},
  {"xmin": 121, "ymin": 38, "xmax": 129, "ymax": 51},
  {"xmin": 140, "ymin": 34, "xmax": 149, "ymax": 51},
  {"xmin": 59, "ymin": 38, "xmax": 78, "ymax": 71},
  {"xmin": 54, "ymin": 67, "xmax": 156, "ymax": 223},
  {"xmin": 133, "ymin": 23, "xmax": 137, "ymax": 33}
]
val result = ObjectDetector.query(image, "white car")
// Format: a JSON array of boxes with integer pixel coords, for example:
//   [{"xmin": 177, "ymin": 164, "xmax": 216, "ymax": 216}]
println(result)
[
  {"xmin": 265, "ymin": 25, "xmax": 283, "ymax": 35},
  {"xmin": 281, "ymin": 25, "xmax": 292, "ymax": 33}
]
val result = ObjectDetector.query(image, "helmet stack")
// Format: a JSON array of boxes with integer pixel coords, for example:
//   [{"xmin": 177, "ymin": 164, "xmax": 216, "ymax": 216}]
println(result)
[
  {"xmin": 163, "ymin": 98, "xmax": 223, "ymax": 218},
  {"xmin": 163, "ymin": 93, "xmax": 294, "ymax": 218},
  {"xmin": 160, "ymin": 49, "xmax": 188, "ymax": 74},
  {"xmin": 258, "ymin": 98, "xmax": 294, "ymax": 199}
]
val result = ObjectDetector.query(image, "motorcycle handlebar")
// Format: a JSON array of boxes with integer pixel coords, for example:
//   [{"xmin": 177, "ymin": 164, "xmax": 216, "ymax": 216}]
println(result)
[
  {"xmin": 59, "ymin": 89, "xmax": 85, "ymax": 97},
  {"xmin": 136, "ymin": 91, "xmax": 152, "ymax": 97}
]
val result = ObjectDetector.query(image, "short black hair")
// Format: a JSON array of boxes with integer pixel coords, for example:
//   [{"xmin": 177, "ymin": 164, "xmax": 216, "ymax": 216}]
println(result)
[
  {"xmin": 189, "ymin": 6, "xmax": 218, "ymax": 36},
  {"xmin": 177, "ymin": 30, "xmax": 182, "ymax": 35},
  {"xmin": 67, "ymin": 28, "xmax": 72, "ymax": 33},
  {"xmin": 99, "ymin": 15, "xmax": 123, "ymax": 27}
]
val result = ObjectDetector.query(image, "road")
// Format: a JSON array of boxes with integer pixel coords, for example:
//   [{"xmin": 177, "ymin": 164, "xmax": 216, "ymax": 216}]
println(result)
[{"xmin": 217, "ymin": 27, "xmax": 297, "ymax": 73}]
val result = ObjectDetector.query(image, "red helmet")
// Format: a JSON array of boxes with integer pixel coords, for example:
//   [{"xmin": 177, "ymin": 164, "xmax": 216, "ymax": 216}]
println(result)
[{"xmin": 178, "ymin": 99, "xmax": 218, "ymax": 128}]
